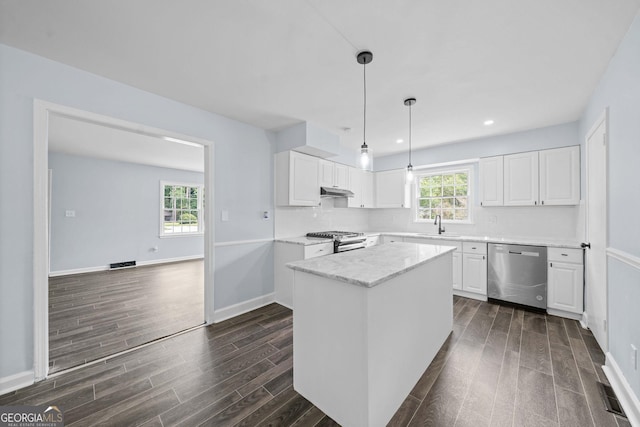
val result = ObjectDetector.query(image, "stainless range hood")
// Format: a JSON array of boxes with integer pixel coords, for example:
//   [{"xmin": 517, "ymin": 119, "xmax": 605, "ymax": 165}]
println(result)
[{"xmin": 320, "ymin": 186, "xmax": 355, "ymax": 198}]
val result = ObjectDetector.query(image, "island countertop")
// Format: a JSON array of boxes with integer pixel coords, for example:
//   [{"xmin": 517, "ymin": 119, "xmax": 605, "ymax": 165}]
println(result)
[{"xmin": 287, "ymin": 242, "xmax": 455, "ymax": 288}]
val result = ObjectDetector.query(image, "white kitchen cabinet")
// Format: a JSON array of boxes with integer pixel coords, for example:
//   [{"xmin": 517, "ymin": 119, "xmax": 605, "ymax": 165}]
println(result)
[
  {"xmin": 347, "ymin": 168, "xmax": 375, "ymax": 208},
  {"xmin": 547, "ymin": 247, "xmax": 584, "ymax": 318},
  {"xmin": 347, "ymin": 167, "xmax": 363, "ymax": 208},
  {"xmin": 452, "ymin": 252, "xmax": 462, "ymax": 290},
  {"xmin": 276, "ymin": 151, "xmax": 320, "ymax": 207},
  {"xmin": 319, "ymin": 159, "xmax": 349, "ymax": 190},
  {"xmin": 539, "ymin": 146, "xmax": 580, "ymax": 205},
  {"xmin": 275, "ymin": 241, "xmax": 334, "ymax": 309},
  {"xmin": 462, "ymin": 242, "xmax": 487, "ymax": 297},
  {"xmin": 334, "ymin": 163, "xmax": 349, "ymax": 189},
  {"xmin": 318, "ymin": 159, "xmax": 335, "ymax": 188},
  {"xmin": 362, "ymin": 171, "xmax": 374, "ymax": 208},
  {"xmin": 364, "ymin": 234, "xmax": 379, "ymax": 247},
  {"xmin": 400, "ymin": 237, "xmax": 463, "ymax": 290},
  {"xmin": 504, "ymin": 151, "xmax": 539, "ymax": 206},
  {"xmin": 375, "ymin": 169, "xmax": 410, "ymax": 208},
  {"xmin": 479, "ymin": 156, "xmax": 504, "ymax": 206}
]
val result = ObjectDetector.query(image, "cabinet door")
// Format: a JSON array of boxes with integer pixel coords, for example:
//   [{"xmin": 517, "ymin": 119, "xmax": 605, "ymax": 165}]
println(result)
[
  {"xmin": 290, "ymin": 151, "xmax": 320, "ymax": 206},
  {"xmin": 348, "ymin": 167, "xmax": 363, "ymax": 208},
  {"xmin": 452, "ymin": 252, "xmax": 462, "ymax": 290},
  {"xmin": 479, "ymin": 156, "xmax": 504, "ymax": 206},
  {"xmin": 539, "ymin": 146, "xmax": 580, "ymax": 206},
  {"xmin": 548, "ymin": 261, "xmax": 583, "ymax": 314},
  {"xmin": 504, "ymin": 151, "xmax": 539, "ymax": 206},
  {"xmin": 362, "ymin": 172, "xmax": 374, "ymax": 208},
  {"xmin": 375, "ymin": 169, "xmax": 409, "ymax": 208},
  {"xmin": 334, "ymin": 164, "xmax": 350, "ymax": 189},
  {"xmin": 318, "ymin": 159, "xmax": 334, "ymax": 188},
  {"xmin": 462, "ymin": 253, "xmax": 487, "ymax": 294}
]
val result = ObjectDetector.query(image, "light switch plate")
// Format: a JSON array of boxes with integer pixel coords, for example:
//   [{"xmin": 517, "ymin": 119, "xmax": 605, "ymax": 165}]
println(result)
[{"xmin": 65, "ymin": 210, "xmax": 75, "ymax": 217}]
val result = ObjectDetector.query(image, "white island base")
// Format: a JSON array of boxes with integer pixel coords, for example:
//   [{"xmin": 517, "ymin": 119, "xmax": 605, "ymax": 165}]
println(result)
[{"xmin": 292, "ymin": 251, "xmax": 453, "ymax": 427}]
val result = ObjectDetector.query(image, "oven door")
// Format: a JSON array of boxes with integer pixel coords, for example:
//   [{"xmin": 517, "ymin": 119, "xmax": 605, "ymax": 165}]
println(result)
[{"xmin": 335, "ymin": 240, "xmax": 366, "ymax": 253}]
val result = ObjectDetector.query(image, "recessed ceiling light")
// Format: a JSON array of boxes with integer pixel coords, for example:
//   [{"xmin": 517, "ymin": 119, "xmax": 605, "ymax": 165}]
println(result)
[
  {"xmin": 396, "ymin": 139, "xmax": 404, "ymax": 144},
  {"xmin": 483, "ymin": 120, "xmax": 495, "ymax": 126}
]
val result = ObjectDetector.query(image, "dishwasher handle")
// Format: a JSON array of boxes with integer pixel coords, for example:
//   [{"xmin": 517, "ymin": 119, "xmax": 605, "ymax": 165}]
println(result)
[{"xmin": 508, "ymin": 250, "xmax": 541, "ymax": 257}]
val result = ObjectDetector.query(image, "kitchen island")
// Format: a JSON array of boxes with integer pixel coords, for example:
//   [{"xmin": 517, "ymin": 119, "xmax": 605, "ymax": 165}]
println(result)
[{"xmin": 287, "ymin": 242, "xmax": 455, "ymax": 427}]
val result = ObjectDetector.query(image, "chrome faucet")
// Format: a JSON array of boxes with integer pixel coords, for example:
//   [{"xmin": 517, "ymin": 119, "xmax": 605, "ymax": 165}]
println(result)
[{"xmin": 434, "ymin": 214, "xmax": 445, "ymax": 235}]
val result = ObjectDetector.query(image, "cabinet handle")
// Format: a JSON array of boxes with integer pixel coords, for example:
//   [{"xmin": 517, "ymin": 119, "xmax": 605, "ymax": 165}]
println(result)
[
  {"xmin": 561, "ymin": 253, "xmax": 568, "ymax": 257},
  {"xmin": 480, "ymin": 201, "xmax": 483, "ymax": 206},
  {"xmin": 483, "ymin": 255, "xmax": 485, "ymax": 260},
  {"xmin": 550, "ymin": 262, "xmax": 553, "ymax": 267},
  {"xmin": 534, "ymin": 201, "xmax": 537, "ymax": 205},
  {"xmin": 542, "ymin": 200, "xmax": 545, "ymax": 205}
]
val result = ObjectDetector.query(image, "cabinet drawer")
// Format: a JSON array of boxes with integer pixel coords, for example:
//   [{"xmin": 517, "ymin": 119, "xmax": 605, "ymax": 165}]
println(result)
[
  {"xmin": 304, "ymin": 242, "xmax": 334, "ymax": 259},
  {"xmin": 548, "ymin": 247, "xmax": 583, "ymax": 264},
  {"xmin": 365, "ymin": 235, "xmax": 379, "ymax": 247},
  {"xmin": 463, "ymin": 242, "xmax": 487, "ymax": 255}
]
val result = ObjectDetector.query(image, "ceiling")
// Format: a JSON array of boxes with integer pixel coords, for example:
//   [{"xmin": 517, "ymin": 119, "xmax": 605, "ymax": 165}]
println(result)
[
  {"xmin": 2, "ymin": 0, "xmax": 639, "ymax": 157},
  {"xmin": 49, "ymin": 114, "xmax": 204, "ymax": 172}
]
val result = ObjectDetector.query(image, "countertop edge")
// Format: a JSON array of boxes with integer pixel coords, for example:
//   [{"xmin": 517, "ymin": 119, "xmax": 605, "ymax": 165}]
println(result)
[{"xmin": 288, "ymin": 244, "xmax": 456, "ymax": 288}]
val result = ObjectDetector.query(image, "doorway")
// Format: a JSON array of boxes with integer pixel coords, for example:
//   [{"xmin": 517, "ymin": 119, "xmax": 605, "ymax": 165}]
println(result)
[
  {"xmin": 33, "ymin": 100, "xmax": 216, "ymax": 379},
  {"xmin": 585, "ymin": 109, "xmax": 608, "ymax": 351}
]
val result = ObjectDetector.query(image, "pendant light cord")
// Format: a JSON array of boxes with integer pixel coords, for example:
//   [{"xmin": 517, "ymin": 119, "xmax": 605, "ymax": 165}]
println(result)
[
  {"xmin": 363, "ymin": 62, "xmax": 367, "ymax": 144},
  {"xmin": 408, "ymin": 102, "xmax": 412, "ymax": 165}
]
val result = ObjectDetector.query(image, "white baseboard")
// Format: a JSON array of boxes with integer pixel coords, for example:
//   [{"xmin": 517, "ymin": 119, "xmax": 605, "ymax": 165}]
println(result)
[
  {"xmin": 453, "ymin": 289, "xmax": 488, "ymax": 301},
  {"xmin": 603, "ymin": 352, "xmax": 640, "ymax": 426},
  {"xmin": 49, "ymin": 255, "xmax": 205, "ymax": 277},
  {"xmin": 580, "ymin": 311, "xmax": 589, "ymax": 329},
  {"xmin": 213, "ymin": 293, "xmax": 276, "ymax": 323},
  {"xmin": 0, "ymin": 370, "xmax": 34, "ymax": 395},
  {"xmin": 547, "ymin": 308, "xmax": 582, "ymax": 321}
]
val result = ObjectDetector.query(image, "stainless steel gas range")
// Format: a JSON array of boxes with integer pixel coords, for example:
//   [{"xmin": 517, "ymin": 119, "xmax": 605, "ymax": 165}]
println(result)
[{"xmin": 306, "ymin": 231, "xmax": 366, "ymax": 253}]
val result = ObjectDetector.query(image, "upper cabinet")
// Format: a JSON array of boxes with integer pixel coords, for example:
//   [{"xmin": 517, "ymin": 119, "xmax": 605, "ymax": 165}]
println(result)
[
  {"xmin": 479, "ymin": 146, "xmax": 580, "ymax": 207},
  {"xmin": 348, "ymin": 168, "xmax": 375, "ymax": 208},
  {"xmin": 318, "ymin": 159, "xmax": 350, "ymax": 189},
  {"xmin": 479, "ymin": 156, "xmax": 504, "ymax": 206},
  {"xmin": 504, "ymin": 151, "xmax": 539, "ymax": 206},
  {"xmin": 539, "ymin": 146, "xmax": 580, "ymax": 205},
  {"xmin": 376, "ymin": 169, "xmax": 410, "ymax": 208},
  {"xmin": 275, "ymin": 151, "xmax": 320, "ymax": 207}
]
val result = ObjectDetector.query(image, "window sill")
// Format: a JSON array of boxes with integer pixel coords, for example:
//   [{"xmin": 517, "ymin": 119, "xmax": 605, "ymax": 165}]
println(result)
[{"xmin": 159, "ymin": 233, "xmax": 204, "ymax": 238}]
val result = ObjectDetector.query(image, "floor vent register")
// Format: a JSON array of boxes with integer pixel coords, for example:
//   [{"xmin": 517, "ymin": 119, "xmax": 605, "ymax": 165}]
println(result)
[{"xmin": 597, "ymin": 382, "xmax": 627, "ymax": 418}]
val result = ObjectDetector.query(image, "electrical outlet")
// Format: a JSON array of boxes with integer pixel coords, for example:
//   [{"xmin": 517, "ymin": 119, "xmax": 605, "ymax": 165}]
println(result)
[
  {"xmin": 65, "ymin": 210, "xmax": 76, "ymax": 217},
  {"xmin": 632, "ymin": 344, "xmax": 637, "ymax": 371}
]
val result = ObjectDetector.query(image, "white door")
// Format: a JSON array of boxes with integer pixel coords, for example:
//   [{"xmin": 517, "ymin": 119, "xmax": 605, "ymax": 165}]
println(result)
[{"xmin": 585, "ymin": 112, "xmax": 608, "ymax": 351}]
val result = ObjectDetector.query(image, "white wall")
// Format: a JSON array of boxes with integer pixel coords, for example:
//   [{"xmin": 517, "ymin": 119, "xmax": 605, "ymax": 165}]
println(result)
[
  {"xmin": 579, "ymin": 11, "xmax": 640, "ymax": 399},
  {"xmin": 49, "ymin": 152, "xmax": 204, "ymax": 273},
  {"xmin": 0, "ymin": 44, "xmax": 274, "ymax": 380}
]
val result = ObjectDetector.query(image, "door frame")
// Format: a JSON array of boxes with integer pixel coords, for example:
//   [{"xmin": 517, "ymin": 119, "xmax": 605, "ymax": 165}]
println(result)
[
  {"xmin": 584, "ymin": 108, "xmax": 609, "ymax": 348},
  {"xmin": 33, "ymin": 100, "xmax": 216, "ymax": 380}
]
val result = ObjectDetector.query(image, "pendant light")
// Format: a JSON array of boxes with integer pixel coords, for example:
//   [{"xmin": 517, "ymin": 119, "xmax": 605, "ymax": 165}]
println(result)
[
  {"xmin": 404, "ymin": 97, "xmax": 416, "ymax": 182},
  {"xmin": 357, "ymin": 51, "xmax": 373, "ymax": 169}
]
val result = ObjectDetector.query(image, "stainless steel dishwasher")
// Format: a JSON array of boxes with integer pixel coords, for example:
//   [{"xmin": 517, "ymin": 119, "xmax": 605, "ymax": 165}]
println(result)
[{"xmin": 488, "ymin": 243, "xmax": 547, "ymax": 310}]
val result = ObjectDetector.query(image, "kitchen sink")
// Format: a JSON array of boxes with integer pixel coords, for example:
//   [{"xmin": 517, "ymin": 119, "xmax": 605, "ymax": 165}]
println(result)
[{"xmin": 417, "ymin": 232, "xmax": 461, "ymax": 238}]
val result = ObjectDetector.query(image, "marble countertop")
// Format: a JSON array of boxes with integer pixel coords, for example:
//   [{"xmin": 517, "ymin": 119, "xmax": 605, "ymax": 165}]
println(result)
[
  {"xmin": 287, "ymin": 242, "xmax": 456, "ymax": 288},
  {"xmin": 275, "ymin": 236, "xmax": 333, "ymax": 246},
  {"xmin": 375, "ymin": 232, "xmax": 582, "ymax": 249},
  {"xmin": 277, "ymin": 231, "xmax": 581, "ymax": 249}
]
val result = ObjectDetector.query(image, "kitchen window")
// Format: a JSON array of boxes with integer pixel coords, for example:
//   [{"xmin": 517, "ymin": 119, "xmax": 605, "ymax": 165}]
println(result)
[
  {"xmin": 161, "ymin": 182, "xmax": 204, "ymax": 236},
  {"xmin": 415, "ymin": 169, "xmax": 470, "ymax": 222}
]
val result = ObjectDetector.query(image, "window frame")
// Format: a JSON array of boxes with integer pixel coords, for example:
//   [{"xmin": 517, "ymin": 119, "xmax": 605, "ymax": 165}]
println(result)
[
  {"xmin": 413, "ymin": 166, "xmax": 474, "ymax": 224},
  {"xmin": 160, "ymin": 180, "xmax": 205, "ymax": 237}
]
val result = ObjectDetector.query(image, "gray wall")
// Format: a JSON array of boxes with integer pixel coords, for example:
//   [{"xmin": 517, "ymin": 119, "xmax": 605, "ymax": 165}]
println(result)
[
  {"xmin": 49, "ymin": 152, "xmax": 204, "ymax": 273},
  {"xmin": 579, "ymin": 11, "xmax": 640, "ymax": 397},
  {"xmin": 0, "ymin": 43, "xmax": 274, "ymax": 379}
]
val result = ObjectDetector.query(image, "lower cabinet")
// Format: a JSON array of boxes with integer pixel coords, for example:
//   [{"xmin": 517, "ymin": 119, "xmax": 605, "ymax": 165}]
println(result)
[
  {"xmin": 275, "ymin": 241, "xmax": 333, "ymax": 309},
  {"xmin": 547, "ymin": 247, "xmax": 584, "ymax": 317},
  {"xmin": 403, "ymin": 237, "xmax": 464, "ymax": 292},
  {"xmin": 460, "ymin": 242, "xmax": 488, "ymax": 299}
]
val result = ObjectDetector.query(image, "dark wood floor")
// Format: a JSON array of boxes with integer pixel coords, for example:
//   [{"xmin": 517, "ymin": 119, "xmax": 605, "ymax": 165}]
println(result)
[
  {"xmin": 48, "ymin": 260, "xmax": 204, "ymax": 372},
  {"xmin": 2, "ymin": 296, "xmax": 629, "ymax": 426}
]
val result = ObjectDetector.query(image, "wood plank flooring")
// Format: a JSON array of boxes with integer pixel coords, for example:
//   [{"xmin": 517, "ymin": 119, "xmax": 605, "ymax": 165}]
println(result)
[
  {"xmin": 48, "ymin": 260, "xmax": 204, "ymax": 373},
  {"xmin": 3, "ymin": 296, "xmax": 629, "ymax": 426}
]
